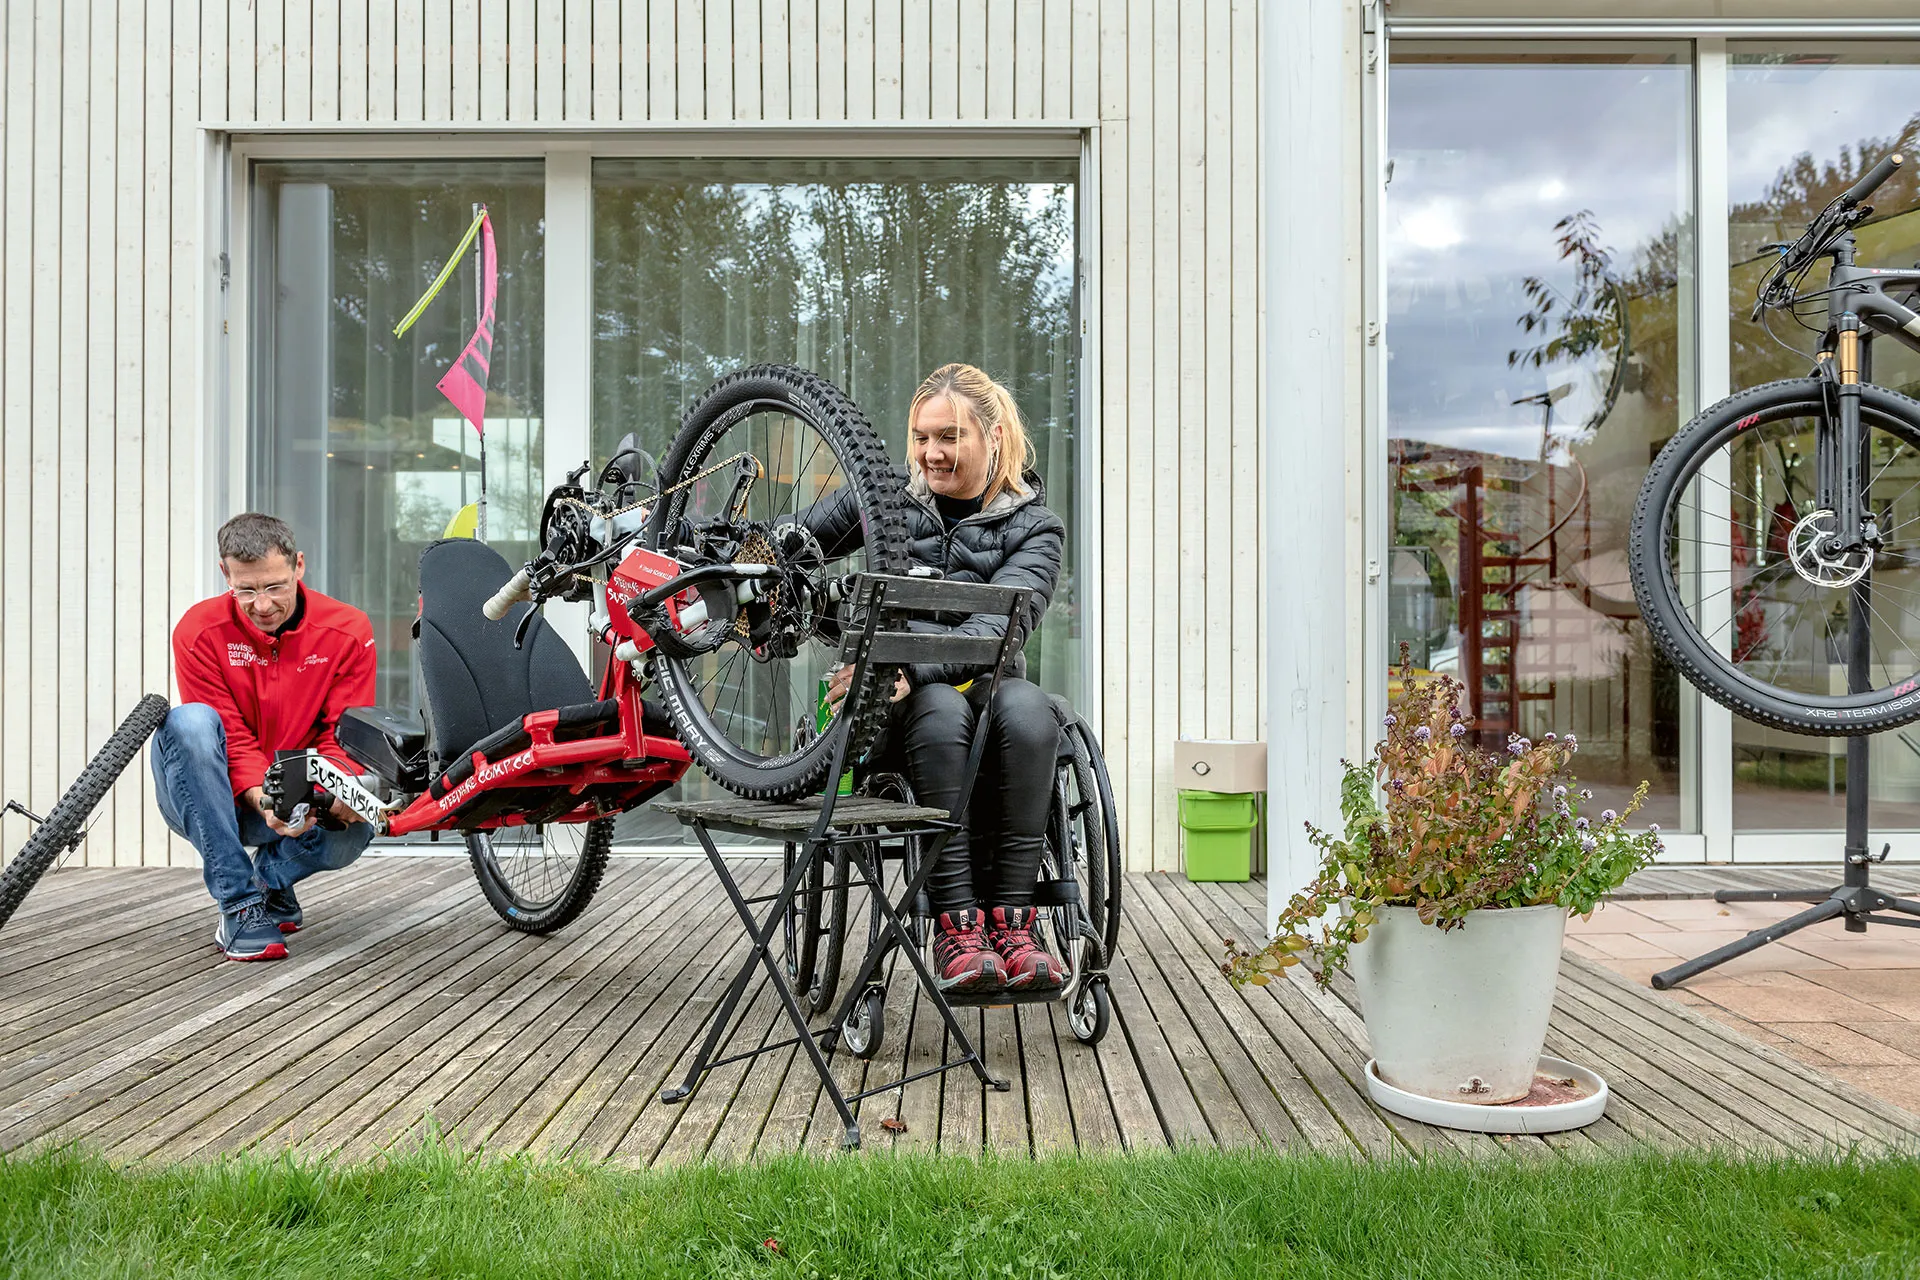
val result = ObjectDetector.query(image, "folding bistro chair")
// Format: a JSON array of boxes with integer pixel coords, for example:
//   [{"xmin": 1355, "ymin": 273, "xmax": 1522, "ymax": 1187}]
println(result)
[{"xmin": 652, "ymin": 572, "xmax": 1032, "ymax": 1148}]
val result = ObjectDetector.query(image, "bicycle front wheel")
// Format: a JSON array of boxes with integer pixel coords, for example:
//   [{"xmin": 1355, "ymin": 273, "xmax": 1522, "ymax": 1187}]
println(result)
[
  {"xmin": 466, "ymin": 818, "xmax": 612, "ymax": 934},
  {"xmin": 0, "ymin": 693, "xmax": 169, "ymax": 930},
  {"xmin": 1629, "ymin": 377, "xmax": 1920, "ymax": 735},
  {"xmin": 644, "ymin": 364, "xmax": 910, "ymax": 801}
]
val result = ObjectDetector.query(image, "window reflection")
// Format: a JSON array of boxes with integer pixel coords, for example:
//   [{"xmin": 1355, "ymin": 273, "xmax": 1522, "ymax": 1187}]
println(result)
[
  {"xmin": 1728, "ymin": 48, "xmax": 1920, "ymax": 829},
  {"xmin": 591, "ymin": 159, "xmax": 1081, "ymax": 844},
  {"xmin": 1387, "ymin": 49, "xmax": 1693, "ymax": 829},
  {"xmin": 251, "ymin": 162, "xmax": 546, "ymax": 718}
]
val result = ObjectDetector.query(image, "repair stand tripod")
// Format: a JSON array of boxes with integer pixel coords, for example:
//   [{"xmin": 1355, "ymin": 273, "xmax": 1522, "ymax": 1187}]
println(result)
[{"xmin": 1652, "ymin": 529, "xmax": 1920, "ymax": 990}]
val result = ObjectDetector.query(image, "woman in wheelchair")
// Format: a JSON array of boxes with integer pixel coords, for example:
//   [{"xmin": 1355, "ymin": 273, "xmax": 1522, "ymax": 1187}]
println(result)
[{"xmin": 810, "ymin": 363, "xmax": 1068, "ymax": 997}]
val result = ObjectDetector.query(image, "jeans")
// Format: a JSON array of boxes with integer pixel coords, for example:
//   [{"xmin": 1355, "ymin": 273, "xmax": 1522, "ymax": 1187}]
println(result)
[
  {"xmin": 150, "ymin": 703, "xmax": 373, "ymax": 915},
  {"xmin": 895, "ymin": 677, "xmax": 1059, "ymax": 914}
]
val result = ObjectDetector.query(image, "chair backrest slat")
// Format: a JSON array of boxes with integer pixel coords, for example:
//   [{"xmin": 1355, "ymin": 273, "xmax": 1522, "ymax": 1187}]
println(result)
[
  {"xmin": 851, "ymin": 572, "xmax": 1026, "ymax": 617},
  {"xmin": 855, "ymin": 631, "xmax": 1007, "ymax": 666}
]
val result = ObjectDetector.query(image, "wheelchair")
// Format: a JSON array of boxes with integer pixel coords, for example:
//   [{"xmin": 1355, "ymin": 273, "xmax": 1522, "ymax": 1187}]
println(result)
[{"xmin": 781, "ymin": 694, "xmax": 1121, "ymax": 1053}]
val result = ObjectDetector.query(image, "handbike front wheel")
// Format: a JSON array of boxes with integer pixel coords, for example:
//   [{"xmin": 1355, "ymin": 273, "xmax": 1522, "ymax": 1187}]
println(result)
[
  {"xmin": 1629, "ymin": 377, "xmax": 1920, "ymax": 735},
  {"xmin": 644, "ymin": 364, "xmax": 910, "ymax": 801},
  {"xmin": 466, "ymin": 818, "xmax": 612, "ymax": 934},
  {"xmin": 0, "ymin": 694, "xmax": 169, "ymax": 931}
]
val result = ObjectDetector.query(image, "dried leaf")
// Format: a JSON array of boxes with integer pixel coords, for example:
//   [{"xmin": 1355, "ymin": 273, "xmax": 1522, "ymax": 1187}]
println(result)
[
  {"xmin": 763, "ymin": 1239, "xmax": 782, "ymax": 1253},
  {"xmin": 879, "ymin": 1116, "xmax": 908, "ymax": 1134}
]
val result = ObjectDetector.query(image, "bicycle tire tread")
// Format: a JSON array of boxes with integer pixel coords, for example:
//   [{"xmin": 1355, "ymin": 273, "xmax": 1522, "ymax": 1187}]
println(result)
[{"xmin": 0, "ymin": 694, "xmax": 170, "ymax": 930}]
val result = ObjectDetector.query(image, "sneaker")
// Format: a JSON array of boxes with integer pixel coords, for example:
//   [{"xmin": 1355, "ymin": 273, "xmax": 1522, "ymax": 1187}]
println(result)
[
  {"xmin": 930, "ymin": 909, "xmax": 1005, "ymax": 994},
  {"xmin": 987, "ymin": 906, "xmax": 1065, "ymax": 991},
  {"xmin": 263, "ymin": 886, "xmax": 302, "ymax": 934},
  {"xmin": 214, "ymin": 903, "xmax": 289, "ymax": 961}
]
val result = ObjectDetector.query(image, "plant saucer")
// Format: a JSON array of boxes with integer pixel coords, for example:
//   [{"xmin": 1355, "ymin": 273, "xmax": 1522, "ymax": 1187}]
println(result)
[{"xmin": 1363, "ymin": 1054, "xmax": 1609, "ymax": 1133}]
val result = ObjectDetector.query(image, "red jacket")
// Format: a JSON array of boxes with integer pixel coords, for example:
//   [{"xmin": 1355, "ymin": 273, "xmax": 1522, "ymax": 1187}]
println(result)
[{"xmin": 172, "ymin": 585, "xmax": 378, "ymax": 797}]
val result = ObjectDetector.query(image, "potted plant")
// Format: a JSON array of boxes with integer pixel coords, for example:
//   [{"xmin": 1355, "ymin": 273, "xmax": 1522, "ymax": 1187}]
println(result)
[{"xmin": 1224, "ymin": 652, "xmax": 1663, "ymax": 1106}]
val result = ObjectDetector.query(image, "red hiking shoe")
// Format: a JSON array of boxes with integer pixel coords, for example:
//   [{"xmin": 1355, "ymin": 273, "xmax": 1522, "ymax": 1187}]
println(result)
[
  {"xmin": 987, "ymin": 906, "xmax": 1065, "ymax": 991},
  {"xmin": 931, "ymin": 909, "xmax": 1005, "ymax": 994}
]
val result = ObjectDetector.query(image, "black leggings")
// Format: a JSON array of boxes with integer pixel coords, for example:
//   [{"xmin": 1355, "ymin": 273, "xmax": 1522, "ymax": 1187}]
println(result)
[{"xmin": 895, "ymin": 677, "xmax": 1059, "ymax": 914}]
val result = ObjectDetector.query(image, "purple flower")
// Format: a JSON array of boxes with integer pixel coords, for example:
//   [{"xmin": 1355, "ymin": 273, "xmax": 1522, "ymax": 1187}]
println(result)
[
  {"xmin": 1649, "ymin": 823, "xmax": 1661, "ymax": 833},
  {"xmin": 1566, "ymin": 734, "xmax": 1578, "ymax": 747},
  {"xmin": 1451, "ymin": 707, "xmax": 1463, "ymax": 721},
  {"xmin": 1543, "ymin": 733, "xmax": 1557, "ymax": 742},
  {"xmin": 1580, "ymin": 789, "xmax": 1593, "ymax": 801},
  {"xmin": 1414, "ymin": 726, "xmax": 1431, "ymax": 741},
  {"xmin": 1507, "ymin": 741, "xmax": 1524, "ymax": 755},
  {"xmin": 1601, "ymin": 809, "xmax": 1617, "ymax": 824},
  {"xmin": 1580, "ymin": 835, "xmax": 1597, "ymax": 853},
  {"xmin": 1450, "ymin": 723, "xmax": 1466, "ymax": 738},
  {"xmin": 1575, "ymin": 817, "xmax": 1589, "ymax": 830},
  {"xmin": 1383, "ymin": 714, "xmax": 1397, "ymax": 727},
  {"xmin": 1553, "ymin": 785, "xmax": 1568, "ymax": 798}
]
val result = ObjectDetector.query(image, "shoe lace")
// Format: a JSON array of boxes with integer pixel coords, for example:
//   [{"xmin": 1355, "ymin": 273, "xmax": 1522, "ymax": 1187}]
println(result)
[{"xmin": 235, "ymin": 902, "xmax": 273, "ymax": 929}]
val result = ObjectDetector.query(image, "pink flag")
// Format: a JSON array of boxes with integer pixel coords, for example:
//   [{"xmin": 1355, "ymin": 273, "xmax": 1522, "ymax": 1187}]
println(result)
[{"xmin": 435, "ymin": 210, "xmax": 496, "ymax": 436}]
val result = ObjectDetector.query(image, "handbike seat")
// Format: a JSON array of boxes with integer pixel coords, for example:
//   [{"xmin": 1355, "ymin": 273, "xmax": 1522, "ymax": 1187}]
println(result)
[{"xmin": 335, "ymin": 705, "xmax": 429, "ymax": 789}]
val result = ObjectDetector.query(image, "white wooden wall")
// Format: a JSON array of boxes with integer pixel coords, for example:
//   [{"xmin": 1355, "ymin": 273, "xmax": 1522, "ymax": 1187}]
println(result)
[{"xmin": 0, "ymin": 0, "xmax": 1268, "ymax": 875}]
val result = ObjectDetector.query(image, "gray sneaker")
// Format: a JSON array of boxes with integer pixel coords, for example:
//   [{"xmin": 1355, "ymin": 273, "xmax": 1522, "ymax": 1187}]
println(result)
[
  {"xmin": 215, "ymin": 902, "xmax": 289, "ymax": 961},
  {"xmin": 263, "ymin": 886, "xmax": 302, "ymax": 934}
]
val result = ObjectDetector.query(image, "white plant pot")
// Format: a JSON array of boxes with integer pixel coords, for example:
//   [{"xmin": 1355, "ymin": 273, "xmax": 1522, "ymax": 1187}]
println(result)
[{"xmin": 1347, "ymin": 903, "xmax": 1567, "ymax": 1105}]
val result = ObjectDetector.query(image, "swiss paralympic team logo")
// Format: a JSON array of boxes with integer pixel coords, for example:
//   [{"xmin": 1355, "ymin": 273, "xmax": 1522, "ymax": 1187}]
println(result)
[{"xmin": 226, "ymin": 643, "xmax": 265, "ymax": 668}]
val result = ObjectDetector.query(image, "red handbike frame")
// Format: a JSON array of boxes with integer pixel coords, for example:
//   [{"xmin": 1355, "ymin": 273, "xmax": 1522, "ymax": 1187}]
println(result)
[{"xmin": 290, "ymin": 543, "xmax": 702, "ymax": 838}]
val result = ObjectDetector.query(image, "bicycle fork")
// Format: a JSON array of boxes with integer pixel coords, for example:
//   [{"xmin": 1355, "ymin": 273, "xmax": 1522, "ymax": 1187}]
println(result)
[{"xmin": 1818, "ymin": 312, "xmax": 1876, "ymax": 554}]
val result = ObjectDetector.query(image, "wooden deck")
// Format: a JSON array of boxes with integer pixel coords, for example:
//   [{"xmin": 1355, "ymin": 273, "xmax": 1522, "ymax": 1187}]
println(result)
[{"xmin": 2, "ymin": 856, "xmax": 1917, "ymax": 1164}]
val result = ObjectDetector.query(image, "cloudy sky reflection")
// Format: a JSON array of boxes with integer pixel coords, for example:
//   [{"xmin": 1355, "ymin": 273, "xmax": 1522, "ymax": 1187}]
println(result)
[{"xmin": 1387, "ymin": 55, "xmax": 1690, "ymax": 461}]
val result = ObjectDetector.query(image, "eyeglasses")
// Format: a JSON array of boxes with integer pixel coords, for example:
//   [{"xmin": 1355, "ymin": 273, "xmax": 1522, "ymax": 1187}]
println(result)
[{"xmin": 230, "ymin": 581, "xmax": 296, "ymax": 605}]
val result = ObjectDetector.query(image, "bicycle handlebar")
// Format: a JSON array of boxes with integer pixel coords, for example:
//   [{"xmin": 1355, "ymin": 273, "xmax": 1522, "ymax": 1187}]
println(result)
[
  {"xmin": 1841, "ymin": 152, "xmax": 1904, "ymax": 210},
  {"xmin": 482, "ymin": 568, "xmax": 532, "ymax": 621}
]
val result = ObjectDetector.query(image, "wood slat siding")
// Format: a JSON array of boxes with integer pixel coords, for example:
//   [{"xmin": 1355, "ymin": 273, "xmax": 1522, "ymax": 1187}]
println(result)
[{"xmin": 0, "ymin": 0, "xmax": 1268, "ymax": 877}]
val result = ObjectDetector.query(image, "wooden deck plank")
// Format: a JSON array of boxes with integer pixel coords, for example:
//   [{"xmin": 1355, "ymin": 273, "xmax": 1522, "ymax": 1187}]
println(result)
[
  {"xmin": 0, "ymin": 868, "xmax": 480, "ymax": 1140},
  {"xmin": 274, "ymin": 862, "xmax": 684, "ymax": 1160},
  {"xmin": 4, "ymin": 864, "xmax": 1914, "ymax": 1164},
  {"xmin": 1125, "ymin": 875, "xmax": 1303, "ymax": 1149},
  {"xmin": 138, "ymin": 866, "xmax": 671, "ymax": 1163},
  {"xmin": 0, "ymin": 860, "xmax": 442, "ymax": 1062},
  {"xmin": 351, "ymin": 859, "xmax": 714, "ymax": 1159}
]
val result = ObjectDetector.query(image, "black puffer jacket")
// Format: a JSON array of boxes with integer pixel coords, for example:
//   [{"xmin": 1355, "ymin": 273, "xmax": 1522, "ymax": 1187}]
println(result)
[{"xmin": 801, "ymin": 468, "xmax": 1065, "ymax": 687}]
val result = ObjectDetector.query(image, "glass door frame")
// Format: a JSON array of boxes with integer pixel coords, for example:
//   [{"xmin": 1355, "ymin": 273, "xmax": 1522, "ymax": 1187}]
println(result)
[{"xmin": 1380, "ymin": 14, "xmax": 1920, "ymax": 864}]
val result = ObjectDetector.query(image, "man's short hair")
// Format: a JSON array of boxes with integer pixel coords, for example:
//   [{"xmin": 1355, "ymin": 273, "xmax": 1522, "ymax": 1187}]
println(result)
[{"xmin": 217, "ymin": 513, "xmax": 299, "ymax": 564}]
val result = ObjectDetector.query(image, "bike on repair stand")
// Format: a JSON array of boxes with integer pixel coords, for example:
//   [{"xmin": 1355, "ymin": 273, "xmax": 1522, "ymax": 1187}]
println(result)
[{"xmin": 1628, "ymin": 150, "xmax": 1920, "ymax": 980}]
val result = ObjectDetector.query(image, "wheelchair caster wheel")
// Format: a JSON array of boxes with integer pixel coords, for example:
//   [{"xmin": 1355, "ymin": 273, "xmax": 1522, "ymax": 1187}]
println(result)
[
  {"xmin": 1068, "ymin": 977, "xmax": 1111, "ymax": 1046},
  {"xmin": 659, "ymin": 1085, "xmax": 692, "ymax": 1104},
  {"xmin": 843, "ymin": 988, "xmax": 886, "ymax": 1060}
]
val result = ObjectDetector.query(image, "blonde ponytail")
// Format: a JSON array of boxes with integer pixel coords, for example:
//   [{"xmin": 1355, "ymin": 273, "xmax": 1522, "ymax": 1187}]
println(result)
[{"xmin": 907, "ymin": 363, "xmax": 1035, "ymax": 506}]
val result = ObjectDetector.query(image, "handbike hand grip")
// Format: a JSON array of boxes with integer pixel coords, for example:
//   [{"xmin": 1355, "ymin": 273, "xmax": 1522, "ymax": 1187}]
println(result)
[
  {"xmin": 1841, "ymin": 152, "xmax": 1903, "ymax": 209},
  {"xmin": 483, "ymin": 568, "xmax": 533, "ymax": 621}
]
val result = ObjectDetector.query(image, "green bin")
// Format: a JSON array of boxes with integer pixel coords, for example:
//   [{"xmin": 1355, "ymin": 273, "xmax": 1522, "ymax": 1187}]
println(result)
[{"xmin": 1178, "ymin": 789, "xmax": 1258, "ymax": 882}]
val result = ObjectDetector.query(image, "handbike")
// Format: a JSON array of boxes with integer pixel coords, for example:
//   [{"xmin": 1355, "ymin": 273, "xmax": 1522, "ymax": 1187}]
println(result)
[
  {"xmin": 264, "ymin": 363, "xmax": 911, "ymax": 931},
  {"xmin": 1629, "ymin": 151, "xmax": 1920, "ymax": 734}
]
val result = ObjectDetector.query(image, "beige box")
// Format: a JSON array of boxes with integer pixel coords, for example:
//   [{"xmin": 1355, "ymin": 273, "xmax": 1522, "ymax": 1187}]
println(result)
[{"xmin": 1173, "ymin": 739, "xmax": 1267, "ymax": 795}]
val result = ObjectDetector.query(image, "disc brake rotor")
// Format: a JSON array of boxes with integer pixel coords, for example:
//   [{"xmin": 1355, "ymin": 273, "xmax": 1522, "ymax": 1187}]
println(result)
[{"xmin": 1787, "ymin": 509, "xmax": 1871, "ymax": 588}]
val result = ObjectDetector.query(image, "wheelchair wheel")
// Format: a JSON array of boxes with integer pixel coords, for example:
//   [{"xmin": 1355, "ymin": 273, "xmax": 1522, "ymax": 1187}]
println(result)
[
  {"xmin": 1053, "ymin": 717, "xmax": 1121, "ymax": 967},
  {"xmin": 0, "ymin": 694, "xmax": 168, "ymax": 931},
  {"xmin": 782, "ymin": 839, "xmax": 849, "ymax": 1016},
  {"xmin": 644, "ymin": 364, "xmax": 911, "ymax": 802},
  {"xmin": 466, "ymin": 818, "xmax": 612, "ymax": 934}
]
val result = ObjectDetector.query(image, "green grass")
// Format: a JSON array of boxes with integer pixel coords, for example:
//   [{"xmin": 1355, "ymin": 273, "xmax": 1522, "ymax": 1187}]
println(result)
[{"xmin": 5, "ymin": 1143, "xmax": 1920, "ymax": 1279}]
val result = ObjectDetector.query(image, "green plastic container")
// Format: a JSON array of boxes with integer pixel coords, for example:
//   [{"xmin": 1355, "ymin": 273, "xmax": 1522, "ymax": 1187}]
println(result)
[{"xmin": 1178, "ymin": 790, "xmax": 1258, "ymax": 882}]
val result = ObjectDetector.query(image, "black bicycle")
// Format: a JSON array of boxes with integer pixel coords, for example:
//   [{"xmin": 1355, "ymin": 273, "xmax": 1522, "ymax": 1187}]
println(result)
[{"xmin": 1629, "ymin": 151, "xmax": 1920, "ymax": 734}]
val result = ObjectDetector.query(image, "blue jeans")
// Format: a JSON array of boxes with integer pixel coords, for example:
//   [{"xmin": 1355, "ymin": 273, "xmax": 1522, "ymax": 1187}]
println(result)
[{"xmin": 150, "ymin": 703, "xmax": 373, "ymax": 915}]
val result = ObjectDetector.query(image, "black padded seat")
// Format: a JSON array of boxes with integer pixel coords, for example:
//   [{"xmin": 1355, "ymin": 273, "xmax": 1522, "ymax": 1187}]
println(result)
[{"xmin": 415, "ymin": 539, "xmax": 597, "ymax": 771}]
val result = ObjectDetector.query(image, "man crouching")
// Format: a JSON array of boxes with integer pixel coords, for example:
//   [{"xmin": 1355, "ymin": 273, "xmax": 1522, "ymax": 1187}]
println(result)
[{"xmin": 151, "ymin": 514, "xmax": 376, "ymax": 960}]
